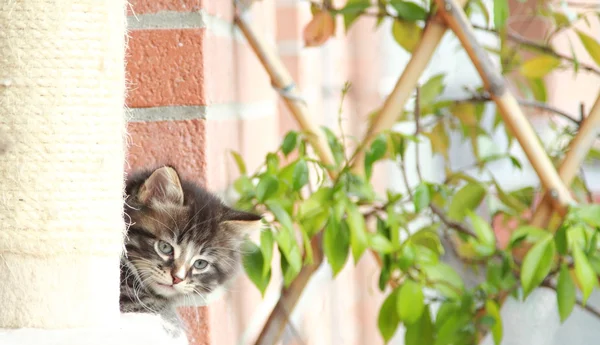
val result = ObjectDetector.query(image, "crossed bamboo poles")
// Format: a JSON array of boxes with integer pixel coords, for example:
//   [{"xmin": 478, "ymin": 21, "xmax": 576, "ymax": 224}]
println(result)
[{"xmin": 234, "ymin": 0, "xmax": 600, "ymax": 343}]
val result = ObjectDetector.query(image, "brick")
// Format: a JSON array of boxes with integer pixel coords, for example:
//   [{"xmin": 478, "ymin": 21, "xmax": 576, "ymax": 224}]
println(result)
[
  {"xmin": 126, "ymin": 119, "xmax": 207, "ymax": 185},
  {"xmin": 275, "ymin": 5, "xmax": 310, "ymax": 41},
  {"xmin": 128, "ymin": 0, "xmax": 202, "ymax": 15},
  {"xmin": 203, "ymin": 33, "xmax": 274, "ymax": 104},
  {"xmin": 205, "ymin": 112, "xmax": 278, "ymax": 192},
  {"xmin": 126, "ymin": 29, "xmax": 206, "ymax": 108},
  {"xmin": 205, "ymin": 118, "xmax": 240, "ymax": 191},
  {"xmin": 209, "ymin": 249, "xmax": 284, "ymax": 345},
  {"xmin": 249, "ymin": 0, "xmax": 277, "ymax": 35},
  {"xmin": 201, "ymin": 0, "xmax": 234, "ymax": 21},
  {"xmin": 239, "ymin": 113, "xmax": 278, "ymax": 168}
]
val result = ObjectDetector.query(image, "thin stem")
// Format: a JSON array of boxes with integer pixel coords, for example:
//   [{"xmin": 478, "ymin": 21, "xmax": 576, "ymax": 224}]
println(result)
[
  {"xmin": 565, "ymin": 1, "xmax": 600, "ymax": 9},
  {"xmin": 399, "ymin": 159, "xmax": 414, "ymax": 199},
  {"xmin": 579, "ymin": 168, "xmax": 594, "ymax": 203},
  {"xmin": 472, "ymin": 24, "xmax": 600, "ymax": 77},
  {"xmin": 454, "ymin": 93, "xmax": 580, "ymax": 124},
  {"xmin": 541, "ymin": 281, "xmax": 600, "ymax": 319},
  {"xmin": 339, "ymin": 82, "xmax": 351, "ymax": 166},
  {"xmin": 414, "ymin": 86, "xmax": 424, "ymax": 183},
  {"xmin": 430, "ymin": 204, "xmax": 478, "ymax": 238}
]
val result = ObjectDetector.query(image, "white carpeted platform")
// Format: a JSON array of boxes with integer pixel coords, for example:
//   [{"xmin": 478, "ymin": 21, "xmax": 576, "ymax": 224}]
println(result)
[{"xmin": 0, "ymin": 313, "xmax": 188, "ymax": 345}]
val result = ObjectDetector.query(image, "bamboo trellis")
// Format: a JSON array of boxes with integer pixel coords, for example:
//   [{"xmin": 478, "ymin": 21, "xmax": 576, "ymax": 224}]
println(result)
[{"xmin": 233, "ymin": 1, "xmax": 599, "ymax": 344}]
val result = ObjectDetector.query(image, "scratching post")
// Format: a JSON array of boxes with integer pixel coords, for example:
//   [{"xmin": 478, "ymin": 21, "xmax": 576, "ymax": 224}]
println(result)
[{"xmin": 0, "ymin": 0, "xmax": 126, "ymax": 329}]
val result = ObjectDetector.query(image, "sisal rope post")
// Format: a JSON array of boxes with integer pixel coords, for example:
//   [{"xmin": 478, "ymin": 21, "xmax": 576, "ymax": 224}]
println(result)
[{"xmin": 0, "ymin": 1, "xmax": 126, "ymax": 328}]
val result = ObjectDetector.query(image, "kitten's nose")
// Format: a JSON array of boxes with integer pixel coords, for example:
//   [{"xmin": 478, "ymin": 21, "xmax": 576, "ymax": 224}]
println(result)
[{"xmin": 171, "ymin": 272, "xmax": 184, "ymax": 285}]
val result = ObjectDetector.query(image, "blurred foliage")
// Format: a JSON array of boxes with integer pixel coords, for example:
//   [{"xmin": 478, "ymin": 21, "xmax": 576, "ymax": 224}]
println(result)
[{"xmin": 232, "ymin": 0, "xmax": 600, "ymax": 344}]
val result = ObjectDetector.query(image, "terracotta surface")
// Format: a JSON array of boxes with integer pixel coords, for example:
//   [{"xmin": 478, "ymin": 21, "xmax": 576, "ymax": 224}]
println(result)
[
  {"xmin": 275, "ymin": 5, "xmax": 310, "ymax": 41},
  {"xmin": 127, "ymin": 0, "xmax": 202, "ymax": 15},
  {"xmin": 126, "ymin": 119, "xmax": 207, "ymax": 186},
  {"xmin": 126, "ymin": 29, "xmax": 206, "ymax": 108},
  {"xmin": 201, "ymin": 0, "xmax": 234, "ymax": 21},
  {"xmin": 203, "ymin": 33, "xmax": 274, "ymax": 105}
]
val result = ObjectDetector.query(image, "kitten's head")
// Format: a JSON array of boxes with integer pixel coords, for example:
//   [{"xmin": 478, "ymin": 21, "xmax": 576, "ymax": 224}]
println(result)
[{"xmin": 123, "ymin": 166, "xmax": 261, "ymax": 300}]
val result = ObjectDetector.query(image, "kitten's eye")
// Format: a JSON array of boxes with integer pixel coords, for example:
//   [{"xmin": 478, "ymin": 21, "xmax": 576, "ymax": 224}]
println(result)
[
  {"xmin": 157, "ymin": 241, "xmax": 173, "ymax": 255},
  {"xmin": 193, "ymin": 259, "xmax": 209, "ymax": 270}
]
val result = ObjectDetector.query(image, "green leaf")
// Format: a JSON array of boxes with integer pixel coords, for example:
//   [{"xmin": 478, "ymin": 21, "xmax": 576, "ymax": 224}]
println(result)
[
  {"xmin": 509, "ymin": 226, "xmax": 549, "ymax": 248},
  {"xmin": 392, "ymin": 19, "xmax": 422, "ymax": 53},
  {"xmin": 554, "ymin": 224, "xmax": 568, "ymax": 255},
  {"xmin": 256, "ymin": 174, "xmax": 279, "ymax": 202},
  {"xmin": 421, "ymin": 262, "xmax": 464, "ymax": 299},
  {"xmin": 527, "ymin": 77, "xmax": 547, "ymax": 102},
  {"xmin": 324, "ymin": 215, "xmax": 350, "ymax": 276},
  {"xmin": 389, "ymin": 132, "xmax": 408, "ymax": 158},
  {"xmin": 378, "ymin": 289, "xmax": 401, "ymax": 342},
  {"xmin": 298, "ymin": 187, "xmax": 332, "ymax": 236},
  {"xmin": 575, "ymin": 204, "xmax": 600, "ymax": 227},
  {"xmin": 229, "ymin": 150, "xmax": 247, "ymax": 174},
  {"xmin": 435, "ymin": 310, "xmax": 470, "ymax": 345},
  {"xmin": 568, "ymin": 36, "xmax": 580, "ymax": 74},
  {"xmin": 435, "ymin": 301, "xmax": 459, "ymax": 329},
  {"xmin": 520, "ymin": 236, "xmax": 555, "ymax": 298},
  {"xmin": 390, "ymin": 0, "xmax": 427, "ymax": 21},
  {"xmin": 365, "ymin": 133, "xmax": 388, "ymax": 179},
  {"xmin": 519, "ymin": 55, "xmax": 561, "ymax": 78},
  {"xmin": 234, "ymin": 175, "xmax": 254, "ymax": 195},
  {"xmin": 411, "ymin": 226, "xmax": 444, "ymax": 256},
  {"xmin": 557, "ymin": 263, "xmax": 576, "ymax": 322},
  {"xmin": 573, "ymin": 244, "xmax": 598, "ymax": 304},
  {"xmin": 398, "ymin": 242, "xmax": 417, "ymax": 270},
  {"xmin": 420, "ymin": 74, "xmax": 445, "ymax": 106},
  {"xmin": 369, "ymin": 233, "xmax": 394, "ymax": 254},
  {"xmin": 274, "ymin": 226, "xmax": 302, "ymax": 286},
  {"xmin": 486, "ymin": 300, "xmax": 503, "ymax": 345},
  {"xmin": 292, "ymin": 159, "xmax": 309, "ymax": 191},
  {"xmin": 509, "ymin": 186, "xmax": 535, "ymax": 206},
  {"xmin": 266, "ymin": 201, "xmax": 293, "ymax": 231},
  {"xmin": 301, "ymin": 230, "xmax": 314, "ymax": 265},
  {"xmin": 397, "ymin": 280, "xmax": 425, "ymax": 324},
  {"xmin": 493, "ymin": 0, "xmax": 509, "ymax": 30},
  {"xmin": 552, "ymin": 11, "xmax": 571, "ymax": 27},
  {"xmin": 448, "ymin": 182, "xmax": 486, "ymax": 221},
  {"xmin": 340, "ymin": 0, "xmax": 371, "ymax": 30},
  {"xmin": 321, "ymin": 126, "xmax": 345, "ymax": 166},
  {"xmin": 266, "ymin": 153, "xmax": 280, "ymax": 174},
  {"xmin": 405, "ymin": 308, "xmax": 434, "ymax": 345},
  {"xmin": 466, "ymin": 210, "xmax": 496, "ymax": 248},
  {"xmin": 414, "ymin": 243, "xmax": 440, "ymax": 265},
  {"xmin": 493, "ymin": 179, "xmax": 527, "ymax": 212},
  {"xmin": 576, "ymin": 29, "xmax": 600, "ymax": 67},
  {"xmin": 281, "ymin": 131, "xmax": 298, "ymax": 156},
  {"xmin": 413, "ymin": 182, "xmax": 431, "ymax": 213},
  {"xmin": 346, "ymin": 201, "xmax": 369, "ymax": 262},
  {"xmin": 280, "ymin": 251, "xmax": 300, "ymax": 287},
  {"xmin": 260, "ymin": 230, "xmax": 274, "ymax": 278},
  {"xmin": 242, "ymin": 240, "xmax": 270, "ymax": 295}
]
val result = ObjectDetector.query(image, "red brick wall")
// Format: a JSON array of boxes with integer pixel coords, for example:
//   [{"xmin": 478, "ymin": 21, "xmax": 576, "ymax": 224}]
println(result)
[{"xmin": 125, "ymin": 1, "xmax": 210, "ymax": 344}]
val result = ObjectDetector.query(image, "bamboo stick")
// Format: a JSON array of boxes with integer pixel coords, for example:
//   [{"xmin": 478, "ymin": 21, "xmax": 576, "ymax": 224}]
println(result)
[
  {"xmin": 350, "ymin": 0, "xmax": 468, "ymax": 175},
  {"xmin": 531, "ymin": 93, "xmax": 600, "ymax": 228},
  {"xmin": 253, "ymin": 234, "xmax": 323, "ymax": 345},
  {"xmin": 435, "ymin": 0, "xmax": 574, "ymax": 214},
  {"xmin": 234, "ymin": 11, "xmax": 336, "ymax": 173},
  {"xmin": 234, "ymin": 8, "xmax": 333, "ymax": 345}
]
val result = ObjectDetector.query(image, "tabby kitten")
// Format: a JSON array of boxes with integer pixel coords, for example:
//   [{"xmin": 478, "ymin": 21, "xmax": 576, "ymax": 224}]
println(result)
[{"xmin": 120, "ymin": 166, "xmax": 261, "ymax": 324}]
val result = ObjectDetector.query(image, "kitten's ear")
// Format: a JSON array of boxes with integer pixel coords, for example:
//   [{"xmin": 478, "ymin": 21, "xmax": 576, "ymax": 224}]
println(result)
[
  {"xmin": 221, "ymin": 208, "xmax": 263, "ymax": 234},
  {"xmin": 137, "ymin": 166, "xmax": 184, "ymax": 205}
]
